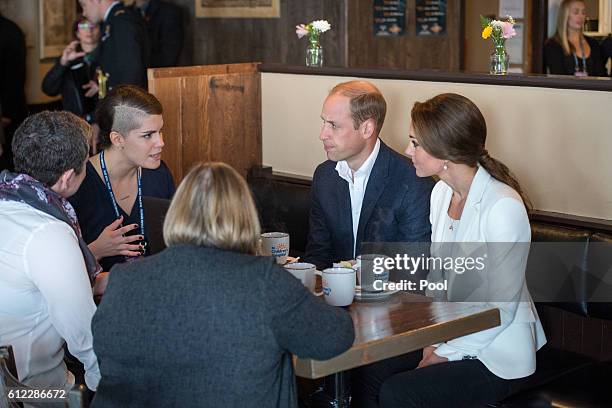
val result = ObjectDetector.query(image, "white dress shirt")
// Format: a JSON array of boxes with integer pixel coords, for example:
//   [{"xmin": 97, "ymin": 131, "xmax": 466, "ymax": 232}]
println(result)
[
  {"xmin": 0, "ymin": 201, "xmax": 100, "ymax": 391},
  {"xmin": 335, "ymin": 138, "xmax": 381, "ymax": 257}
]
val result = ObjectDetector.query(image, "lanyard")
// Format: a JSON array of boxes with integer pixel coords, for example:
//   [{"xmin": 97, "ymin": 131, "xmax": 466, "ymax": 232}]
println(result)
[
  {"xmin": 99, "ymin": 150, "xmax": 145, "ymax": 239},
  {"xmin": 572, "ymin": 37, "xmax": 588, "ymax": 76}
]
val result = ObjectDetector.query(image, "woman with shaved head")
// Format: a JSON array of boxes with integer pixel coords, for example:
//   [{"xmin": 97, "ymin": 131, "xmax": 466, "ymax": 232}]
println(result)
[{"xmin": 69, "ymin": 85, "xmax": 175, "ymax": 271}]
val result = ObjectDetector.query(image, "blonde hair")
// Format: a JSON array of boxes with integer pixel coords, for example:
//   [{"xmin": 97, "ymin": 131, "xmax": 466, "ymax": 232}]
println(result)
[
  {"xmin": 329, "ymin": 80, "xmax": 387, "ymax": 137},
  {"xmin": 554, "ymin": 0, "xmax": 586, "ymax": 55},
  {"xmin": 163, "ymin": 162, "xmax": 261, "ymax": 254}
]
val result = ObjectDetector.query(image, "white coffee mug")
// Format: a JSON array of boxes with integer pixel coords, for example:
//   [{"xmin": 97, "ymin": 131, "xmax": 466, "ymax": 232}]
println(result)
[
  {"xmin": 284, "ymin": 262, "xmax": 316, "ymax": 293},
  {"xmin": 357, "ymin": 254, "xmax": 390, "ymax": 292},
  {"xmin": 260, "ymin": 232, "xmax": 290, "ymax": 264},
  {"xmin": 315, "ymin": 267, "xmax": 356, "ymax": 306}
]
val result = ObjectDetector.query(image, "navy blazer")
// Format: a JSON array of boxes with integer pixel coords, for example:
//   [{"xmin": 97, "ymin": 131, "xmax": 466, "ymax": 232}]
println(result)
[{"xmin": 304, "ymin": 140, "xmax": 434, "ymax": 270}]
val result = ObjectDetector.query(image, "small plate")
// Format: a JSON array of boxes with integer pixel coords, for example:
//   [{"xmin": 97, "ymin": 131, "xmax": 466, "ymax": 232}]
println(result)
[{"xmin": 354, "ymin": 287, "xmax": 399, "ymax": 302}]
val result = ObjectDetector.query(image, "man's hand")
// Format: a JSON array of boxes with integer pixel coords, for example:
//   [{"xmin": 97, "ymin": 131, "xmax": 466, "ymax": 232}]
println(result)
[
  {"xmin": 88, "ymin": 216, "xmax": 143, "ymax": 260},
  {"xmin": 60, "ymin": 40, "xmax": 86, "ymax": 66},
  {"xmin": 417, "ymin": 345, "xmax": 448, "ymax": 369}
]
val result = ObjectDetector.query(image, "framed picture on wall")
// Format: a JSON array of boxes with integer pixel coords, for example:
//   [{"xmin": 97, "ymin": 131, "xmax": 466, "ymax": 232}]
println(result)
[
  {"xmin": 39, "ymin": 0, "xmax": 77, "ymax": 59},
  {"xmin": 195, "ymin": 0, "xmax": 280, "ymax": 18}
]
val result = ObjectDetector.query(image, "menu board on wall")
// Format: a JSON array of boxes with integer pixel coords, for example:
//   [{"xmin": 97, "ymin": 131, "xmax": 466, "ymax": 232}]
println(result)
[
  {"xmin": 415, "ymin": 0, "xmax": 447, "ymax": 36},
  {"xmin": 374, "ymin": 0, "xmax": 407, "ymax": 36}
]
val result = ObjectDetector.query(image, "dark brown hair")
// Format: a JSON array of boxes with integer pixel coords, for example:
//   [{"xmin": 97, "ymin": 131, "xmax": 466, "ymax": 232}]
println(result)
[
  {"xmin": 94, "ymin": 85, "xmax": 163, "ymax": 149},
  {"xmin": 13, "ymin": 111, "xmax": 89, "ymax": 186},
  {"xmin": 411, "ymin": 93, "xmax": 531, "ymax": 211}
]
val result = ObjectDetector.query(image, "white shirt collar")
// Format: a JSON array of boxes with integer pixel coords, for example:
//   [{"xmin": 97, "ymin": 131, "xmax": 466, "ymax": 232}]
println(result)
[
  {"xmin": 335, "ymin": 138, "xmax": 381, "ymax": 184},
  {"xmin": 103, "ymin": 1, "xmax": 121, "ymax": 22}
]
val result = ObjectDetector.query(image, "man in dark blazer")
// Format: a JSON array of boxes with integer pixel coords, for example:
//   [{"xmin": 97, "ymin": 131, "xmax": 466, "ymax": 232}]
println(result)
[
  {"xmin": 133, "ymin": 0, "xmax": 183, "ymax": 68},
  {"xmin": 80, "ymin": 0, "xmax": 149, "ymax": 89},
  {"xmin": 304, "ymin": 81, "xmax": 434, "ymax": 270},
  {"xmin": 0, "ymin": 13, "xmax": 28, "ymax": 171}
]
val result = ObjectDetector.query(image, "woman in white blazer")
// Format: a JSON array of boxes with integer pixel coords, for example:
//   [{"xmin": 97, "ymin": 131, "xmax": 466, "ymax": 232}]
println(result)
[{"xmin": 373, "ymin": 94, "xmax": 546, "ymax": 408}]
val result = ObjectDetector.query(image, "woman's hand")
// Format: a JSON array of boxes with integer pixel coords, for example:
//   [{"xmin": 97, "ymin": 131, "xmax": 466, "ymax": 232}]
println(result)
[
  {"xmin": 88, "ymin": 216, "xmax": 144, "ymax": 260},
  {"xmin": 60, "ymin": 40, "xmax": 86, "ymax": 66},
  {"xmin": 93, "ymin": 272, "xmax": 109, "ymax": 296},
  {"xmin": 82, "ymin": 80, "xmax": 99, "ymax": 98},
  {"xmin": 417, "ymin": 345, "xmax": 448, "ymax": 369}
]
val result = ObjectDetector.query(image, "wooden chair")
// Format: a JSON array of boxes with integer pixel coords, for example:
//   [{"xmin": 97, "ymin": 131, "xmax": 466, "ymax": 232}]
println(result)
[
  {"xmin": 0, "ymin": 345, "xmax": 21, "ymax": 408},
  {"xmin": 1, "ymin": 345, "xmax": 89, "ymax": 408}
]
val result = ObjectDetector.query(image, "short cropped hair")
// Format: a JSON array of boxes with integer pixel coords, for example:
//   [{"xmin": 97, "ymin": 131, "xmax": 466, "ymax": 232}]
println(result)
[
  {"xmin": 163, "ymin": 162, "xmax": 261, "ymax": 254},
  {"xmin": 329, "ymin": 80, "xmax": 387, "ymax": 137},
  {"xmin": 95, "ymin": 85, "xmax": 163, "ymax": 149},
  {"xmin": 12, "ymin": 111, "xmax": 89, "ymax": 186}
]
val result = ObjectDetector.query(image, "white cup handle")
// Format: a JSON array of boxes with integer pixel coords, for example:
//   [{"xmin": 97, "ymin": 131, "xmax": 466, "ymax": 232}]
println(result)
[{"xmin": 313, "ymin": 270, "xmax": 324, "ymax": 296}]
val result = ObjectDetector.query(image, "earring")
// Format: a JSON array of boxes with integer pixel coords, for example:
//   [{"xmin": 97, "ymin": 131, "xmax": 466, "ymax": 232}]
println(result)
[{"xmin": 443, "ymin": 160, "xmax": 448, "ymax": 171}]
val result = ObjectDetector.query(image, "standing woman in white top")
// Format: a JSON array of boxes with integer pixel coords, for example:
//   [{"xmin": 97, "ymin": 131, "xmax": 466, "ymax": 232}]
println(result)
[
  {"xmin": 377, "ymin": 94, "xmax": 546, "ymax": 407},
  {"xmin": 0, "ymin": 111, "xmax": 101, "ymax": 393}
]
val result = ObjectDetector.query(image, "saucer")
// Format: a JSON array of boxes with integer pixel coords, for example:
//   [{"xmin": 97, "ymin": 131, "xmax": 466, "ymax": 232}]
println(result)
[{"xmin": 354, "ymin": 286, "xmax": 399, "ymax": 302}]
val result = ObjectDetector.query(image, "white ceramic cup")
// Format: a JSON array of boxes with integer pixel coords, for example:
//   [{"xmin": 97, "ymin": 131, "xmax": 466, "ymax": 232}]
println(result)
[
  {"xmin": 357, "ymin": 254, "xmax": 390, "ymax": 292},
  {"xmin": 315, "ymin": 267, "xmax": 356, "ymax": 306},
  {"xmin": 260, "ymin": 232, "xmax": 290, "ymax": 264},
  {"xmin": 284, "ymin": 262, "xmax": 316, "ymax": 293}
]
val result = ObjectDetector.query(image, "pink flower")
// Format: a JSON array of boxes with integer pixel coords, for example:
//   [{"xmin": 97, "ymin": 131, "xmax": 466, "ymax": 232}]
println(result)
[
  {"xmin": 501, "ymin": 21, "xmax": 516, "ymax": 39},
  {"xmin": 296, "ymin": 24, "xmax": 309, "ymax": 39}
]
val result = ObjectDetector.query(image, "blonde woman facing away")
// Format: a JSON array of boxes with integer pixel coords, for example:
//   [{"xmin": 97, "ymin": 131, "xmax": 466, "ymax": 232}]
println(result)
[{"xmin": 90, "ymin": 162, "xmax": 355, "ymax": 408}]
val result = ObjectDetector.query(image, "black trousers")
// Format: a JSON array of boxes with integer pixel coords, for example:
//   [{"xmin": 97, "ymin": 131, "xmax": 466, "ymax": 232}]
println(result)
[{"xmin": 351, "ymin": 349, "xmax": 521, "ymax": 408}]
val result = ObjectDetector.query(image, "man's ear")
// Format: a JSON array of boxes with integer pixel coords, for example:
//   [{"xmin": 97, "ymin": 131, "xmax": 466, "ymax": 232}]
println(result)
[
  {"xmin": 360, "ymin": 118, "xmax": 376, "ymax": 140},
  {"xmin": 51, "ymin": 169, "xmax": 76, "ymax": 195}
]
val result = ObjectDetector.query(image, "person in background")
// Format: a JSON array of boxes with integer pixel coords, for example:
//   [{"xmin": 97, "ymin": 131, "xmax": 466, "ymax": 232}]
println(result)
[
  {"xmin": 69, "ymin": 85, "xmax": 174, "ymax": 272},
  {"xmin": 304, "ymin": 80, "xmax": 434, "ymax": 271},
  {"xmin": 352, "ymin": 93, "xmax": 547, "ymax": 408},
  {"xmin": 544, "ymin": 0, "xmax": 606, "ymax": 76},
  {"xmin": 0, "ymin": 111, "xmax": 101, "ymax": 393},
  {"xmin": 42, "ymin": 15, "xmax": 101, "ymax": 124},
  {"xmin": 602, "ymin": 35, "xmax": 612, "ymax": 76},
  {"xmin": 133, "ymin": 0, "xmax": 183, "ymax": 68},
  {"xmin": 0, "ymin": 12, "xmax": 28, "ymax": 171},
  {"xmin": 90, "ymin": 161, "xmax": 355, "ymax": 407},
  {"xmin": 79, "ymin": 0, "xmax": 150, "ymax": 89}
]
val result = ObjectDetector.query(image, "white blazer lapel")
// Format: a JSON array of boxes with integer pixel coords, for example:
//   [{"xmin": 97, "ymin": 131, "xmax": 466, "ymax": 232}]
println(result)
[{"xmin": 455, "ymin": 166, "xmax": 492, "ymax": 242}]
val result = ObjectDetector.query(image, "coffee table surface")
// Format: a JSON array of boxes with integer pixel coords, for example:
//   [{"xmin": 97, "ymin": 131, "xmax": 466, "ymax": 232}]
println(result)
[{"xmin": 294, "ymin": 292, "xmax": 500, "ymax": 379}]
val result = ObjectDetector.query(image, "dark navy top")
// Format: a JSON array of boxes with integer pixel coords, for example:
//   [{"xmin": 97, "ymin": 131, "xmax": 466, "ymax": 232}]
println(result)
[{"xmin": 69, "ymin": 160, "xmax": 175, "ymax": 271}]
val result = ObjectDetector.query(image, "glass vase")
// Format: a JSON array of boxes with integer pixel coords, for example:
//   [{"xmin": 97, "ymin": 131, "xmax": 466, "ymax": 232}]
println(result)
[
  {"xmin": 305, "ymin": 39, "xmax": 323, "ymax": 68},
  {"xmin": 489, "ymin": 42, "xmax": 509, "ymax": 75}
]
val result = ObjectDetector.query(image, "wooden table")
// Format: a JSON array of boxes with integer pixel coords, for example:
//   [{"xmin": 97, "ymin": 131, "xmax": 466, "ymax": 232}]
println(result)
[{"xmin": 295, "ymin": 292, "xmax": 501, "ymax": 379}]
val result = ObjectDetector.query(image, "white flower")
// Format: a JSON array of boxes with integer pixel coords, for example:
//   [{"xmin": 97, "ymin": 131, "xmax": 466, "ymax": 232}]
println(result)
[
  {"xmin": 490, "ymin": 20, "xmax": 504, "ymax": 29},
  {"xmin": 311, "ymin": 20, "xmax": 331, "ymax": 33}
]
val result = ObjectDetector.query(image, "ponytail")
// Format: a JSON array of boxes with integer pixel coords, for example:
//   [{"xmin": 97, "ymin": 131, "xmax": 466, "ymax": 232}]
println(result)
[{"xmin": 479, "ymin": 150, "xmax": 532, "ymax": 213}]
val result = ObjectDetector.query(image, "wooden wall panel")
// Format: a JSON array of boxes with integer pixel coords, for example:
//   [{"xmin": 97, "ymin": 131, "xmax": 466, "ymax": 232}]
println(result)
[
  {"xmin": 207, "ymin": 73, "xmax": 262, "ymax": 177},
  {"xmin": 147, "ymin": 77, "xmax": 183, "ymax": 184},
  {"xmin": 168, "ymin": 0, "xmax": 348, "ymax": 66},
  {"xmin": 148, "ymin": 63, "xmax": 261, "ymax": 183},
  {"xmin": 347, "ymin": 0, "xmax": 462, "ymax": 70}
]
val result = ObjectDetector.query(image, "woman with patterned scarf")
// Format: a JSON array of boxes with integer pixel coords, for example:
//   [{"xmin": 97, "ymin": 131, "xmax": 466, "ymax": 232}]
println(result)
[{"xmin": 0, "ymin": 111, "xmax": 101, "ymax": 394}]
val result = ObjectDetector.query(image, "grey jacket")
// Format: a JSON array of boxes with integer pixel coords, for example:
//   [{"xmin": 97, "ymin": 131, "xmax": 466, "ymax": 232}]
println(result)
[{"xmin": 91, "ymin": 245, "xmax": 355, "ymax": 407}]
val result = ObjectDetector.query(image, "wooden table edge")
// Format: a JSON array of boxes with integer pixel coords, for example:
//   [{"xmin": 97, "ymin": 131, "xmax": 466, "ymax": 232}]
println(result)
[{"xmin": 294, "ymin": 307, "xmax": 501, "ymax": 379}]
